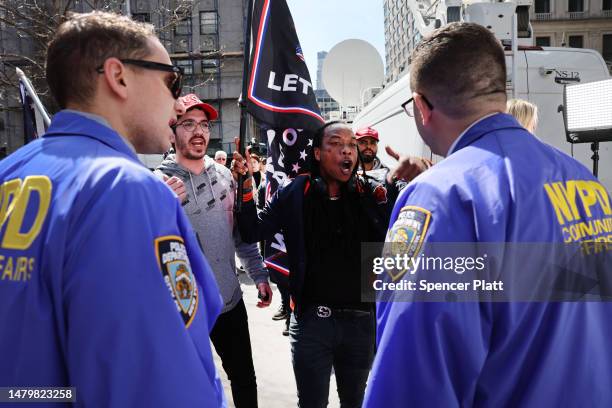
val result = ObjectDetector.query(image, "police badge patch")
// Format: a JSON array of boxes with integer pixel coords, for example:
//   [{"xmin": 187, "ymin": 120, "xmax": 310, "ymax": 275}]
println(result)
[
  {"xmin": 155, "ymin": 236, "xmax": 199, "ymax": 327},
  {"xmin": 384, "ymin": 206, "xmax": 432, "ymax": 281}
]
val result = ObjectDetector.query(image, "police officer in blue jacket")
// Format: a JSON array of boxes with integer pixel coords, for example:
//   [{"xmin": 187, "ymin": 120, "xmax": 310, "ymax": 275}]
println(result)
[
  {"xmin": 0, "ymin": 12, "xmax": 226, "ymax": 407},
  {"xmin": 364, "ymin": 23, "xmax": 612, "ymax": 407}
]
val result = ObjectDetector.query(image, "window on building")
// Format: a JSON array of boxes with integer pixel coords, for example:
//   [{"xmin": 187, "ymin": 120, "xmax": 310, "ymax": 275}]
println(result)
[
  {"xmin": 175, "ymin": 60, "xmax": 193, "ymax": 75},
  {"xmin": 604, "ymin": 0, "xmax": 612, "ymax": 10},
  {"xmin": 132, "ymin": 13, "xmax": 150, "ymax": 23},
  {"xmin": 568, "ymin": 0, "xmax": 583, "ymax": 12},
  {"xmin": 535, "ymin": 0, "xmax": 550, "ymax": 13},
  {"xmin": 568, "ymin": 35, "xmax": 583, "ymax": 48},
  {"xmin": 174, "ymin": 13, "xmax": 192, "ymax": 35},
  {"xmin": 201, "ymin": 34, "xmax": 217, "ymax": 52},
  {"xmin": 174, "ymin": 37, "xmax": 190, "ymax": 53},
  {"xmin": 603, "ymin": 34, "xmax": 612, "ymax": 62},
  {"xmin": 201, "ymin": 58, "xmax": 219, "ymax": 74},
  {"xmin": 536, "ymin": 36, "xmax": 551, "ymax": 46},
  {"xmin": 200, "ymin": 11, "xmax": 217, "ymax": 34}
]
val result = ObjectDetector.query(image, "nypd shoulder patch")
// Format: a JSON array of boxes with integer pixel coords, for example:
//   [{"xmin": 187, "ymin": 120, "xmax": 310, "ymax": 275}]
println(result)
[
  {"xmin": 155, "ymin": 236, "xmax": 199, "ymax": 327},
  {"xmin": 384, "ymin": 206, "xmax": 432, "ymax": 280}
]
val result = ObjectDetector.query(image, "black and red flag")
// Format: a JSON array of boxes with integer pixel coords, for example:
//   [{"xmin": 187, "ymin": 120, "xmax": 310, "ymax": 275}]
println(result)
[
  {"xmin": 246, "ymin": 0, "xmax": 323, "ymax": 130},
  {"xmin": 242, "ymin": 0, "xmax": 324, "ymax": 278}
]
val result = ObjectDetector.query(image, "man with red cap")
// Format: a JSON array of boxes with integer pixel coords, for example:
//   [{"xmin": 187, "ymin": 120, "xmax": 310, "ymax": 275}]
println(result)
[
  {"xmin": 356, "ymin": 126, "xmax": 433, "ymax": 184},
  {"xmin": 355, "ymin": 126, "xmax": 386, "ymax": 172},
  {"xmin": 155, "ymin": 93, "xmax": 272, "ymax": 408}
]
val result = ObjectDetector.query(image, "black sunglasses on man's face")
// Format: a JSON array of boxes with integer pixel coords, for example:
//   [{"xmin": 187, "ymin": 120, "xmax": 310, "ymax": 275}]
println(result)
[{"xmin": 96, "ymin": 59, "xmax": 184, "ymax": 99}]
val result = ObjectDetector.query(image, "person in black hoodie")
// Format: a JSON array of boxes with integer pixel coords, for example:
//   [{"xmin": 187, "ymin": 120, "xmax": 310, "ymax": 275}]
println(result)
[{"xmin": 236, "ymin": 121, "xmax": 423, "ymax": 408}]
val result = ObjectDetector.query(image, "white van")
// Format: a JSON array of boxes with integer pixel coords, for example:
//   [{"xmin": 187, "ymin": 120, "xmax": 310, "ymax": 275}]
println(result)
[{"xmin": 352, "ymin": 47, "xmax": 612, "ymax": 191}]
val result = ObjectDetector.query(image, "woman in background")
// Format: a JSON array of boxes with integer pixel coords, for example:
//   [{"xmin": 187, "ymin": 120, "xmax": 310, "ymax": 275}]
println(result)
[{"xmin": 507, "ymin": 98, "xmax": 538, "ymax": 133}]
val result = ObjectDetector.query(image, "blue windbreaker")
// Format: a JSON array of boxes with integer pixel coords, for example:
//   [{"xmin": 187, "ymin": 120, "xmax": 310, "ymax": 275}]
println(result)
[
  {"xmin": 364, "ymin": 113, "xmax": 612, "ymax": 407},
  {"xmin": 0, "ymin": 111, "xmax": 226, "ymax": 407}
]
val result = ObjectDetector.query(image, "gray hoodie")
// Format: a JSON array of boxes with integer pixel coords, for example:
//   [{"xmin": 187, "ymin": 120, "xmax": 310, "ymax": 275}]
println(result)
[{"xmin": 156, "ymin": 154, "xmax": 268, "ymax": 313}]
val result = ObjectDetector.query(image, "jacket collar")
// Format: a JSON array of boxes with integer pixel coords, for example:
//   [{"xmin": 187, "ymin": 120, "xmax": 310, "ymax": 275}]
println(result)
[
  {"xmin": 43, "ymin": 110, "xmax": 139, "ymax": 161},
  {"xmin": 449, "ymin": 113, "xmax": 524, "ymax": 156}
]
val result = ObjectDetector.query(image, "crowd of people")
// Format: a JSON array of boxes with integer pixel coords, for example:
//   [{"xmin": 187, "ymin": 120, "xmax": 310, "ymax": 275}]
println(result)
[{"xmin": 0, "ymin": 10, "xmax": 610, "ymax": 408}]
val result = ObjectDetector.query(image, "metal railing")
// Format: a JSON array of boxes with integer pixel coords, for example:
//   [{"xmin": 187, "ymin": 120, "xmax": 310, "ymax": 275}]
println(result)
[{"xmin": 535, "ymin": 12, "xmax": 552, "ymax": 20}]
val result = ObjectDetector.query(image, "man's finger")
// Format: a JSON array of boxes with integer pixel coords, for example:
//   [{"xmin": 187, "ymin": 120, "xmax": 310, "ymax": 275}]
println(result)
[
  {"xmin": 234, "ymin": 136, "xmax": 240, "ymax": 152},
  {"xmin": 385, "ymin": 145, "xmax": 401, "ymax": 161}
]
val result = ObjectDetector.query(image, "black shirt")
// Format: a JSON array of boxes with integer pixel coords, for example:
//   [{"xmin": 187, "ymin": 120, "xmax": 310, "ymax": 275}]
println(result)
[{"xmin": 302, "ymin": 194, "xmax": 371, "ymax": 310}]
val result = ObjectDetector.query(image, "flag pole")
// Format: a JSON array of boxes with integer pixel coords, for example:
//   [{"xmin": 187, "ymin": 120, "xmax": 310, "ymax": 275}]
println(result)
[
  {"xmin": 15, "ymin": 68, "xmax": 51, "ymax": 127},
  {"xmin": 236, "ymin": 0, "xmax": 255, "ymax": 212}
]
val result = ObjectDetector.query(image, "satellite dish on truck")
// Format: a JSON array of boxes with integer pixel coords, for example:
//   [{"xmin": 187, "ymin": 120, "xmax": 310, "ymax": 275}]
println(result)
[{"xmin": 322, "ymin": 39, "xmax": 384, "ymax": 107}]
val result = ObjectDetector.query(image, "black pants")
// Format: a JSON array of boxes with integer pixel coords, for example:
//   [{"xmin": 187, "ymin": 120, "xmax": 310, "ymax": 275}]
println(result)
[
  {"xmin": 210, "ymin": 299, "xmax": 258, "ymax": 408},
  {"xmin": 270, "ymin": 268, "xmax": 291, "ymax": 312},
  {"xmin": 290, "ymin": 306, "xmax": 376, "ymax": 408}
]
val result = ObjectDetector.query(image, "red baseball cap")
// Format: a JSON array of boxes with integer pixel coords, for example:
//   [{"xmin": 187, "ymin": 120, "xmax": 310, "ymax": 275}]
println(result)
[
  {"xmin": 355, "ymin": 126, "xmax": 379, "ymax": 141},
  {"xmin": 179, "ymin": 93, "xmax": 218, "ymax": 121}
]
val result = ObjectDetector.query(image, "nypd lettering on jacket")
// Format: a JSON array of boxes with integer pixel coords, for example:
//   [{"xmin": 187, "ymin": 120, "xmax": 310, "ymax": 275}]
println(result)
[
  {"xmin": 156, "ymin": 236, "xmax": 199, "ymax": 327},
  {"xmin": 0, "ymin": 176, "xmax": 51, "ymax": 282},
  {"xmin": 544, "ymin": 180, "xmax": 612, "ymax": 242}
]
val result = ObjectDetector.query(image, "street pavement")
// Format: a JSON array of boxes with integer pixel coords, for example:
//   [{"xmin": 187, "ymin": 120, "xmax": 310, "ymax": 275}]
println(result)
[{"xmin": 213, "ymin": 273, "xmax": 340, "ymax": 408}]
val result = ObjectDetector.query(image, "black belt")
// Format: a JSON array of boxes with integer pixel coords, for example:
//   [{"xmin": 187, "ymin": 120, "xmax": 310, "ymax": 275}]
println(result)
[{"xmin": 313, "ymin": 305, "xmax": 372, "ymax": 318}]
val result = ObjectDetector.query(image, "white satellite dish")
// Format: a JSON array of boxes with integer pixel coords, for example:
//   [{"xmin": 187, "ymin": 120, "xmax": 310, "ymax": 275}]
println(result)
[{"xmin": 322, "ymin": 39, "xmax": 384, "ymax": 107}]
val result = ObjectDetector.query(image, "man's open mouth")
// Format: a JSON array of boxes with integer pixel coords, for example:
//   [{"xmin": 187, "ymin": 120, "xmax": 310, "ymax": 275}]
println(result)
[
  {"xmin": 340, "ymin": 160, "xmax": 353, "ymax": 175},
  {"xmin": 190, "ymin": 137, "xmax": 205, "ymax": 147}
]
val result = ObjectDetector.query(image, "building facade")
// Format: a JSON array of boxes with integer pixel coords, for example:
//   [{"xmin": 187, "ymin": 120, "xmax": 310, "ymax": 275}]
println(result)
[
  {"xmin": 531, "ymin": 0, "xmax": 612, "ymax": 71},
  {"xmin": 383, "ymin": 0, "xmax": 416, "ymax": 85},
  {"xmin": 383, "ymin": 0, "xmax": 612, "ymax": 87},
  {"xmin": 0, "ymin": 0, "xmax": 247, "ymax": 157},
  {"xmin": 314, "ymin": 88, "xmax": 340, "ymax": 121},
  {"xmin": 316, "ymin": 51, "xmax": 328, "ymax": 90}
]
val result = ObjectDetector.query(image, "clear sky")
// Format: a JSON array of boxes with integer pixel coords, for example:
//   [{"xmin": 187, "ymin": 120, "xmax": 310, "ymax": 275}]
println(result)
[{"xmin": 286, "ymin": 0, "xmax": 385, "ymax": 84}]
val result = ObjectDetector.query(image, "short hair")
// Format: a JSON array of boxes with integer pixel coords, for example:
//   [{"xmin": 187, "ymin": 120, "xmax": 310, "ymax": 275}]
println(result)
[
  {"xmin": 214, "ymin": 150, "xmax": 227, "ymax": 159},
  {"xmin": 410, "ymin": 22, "xmax": 507, "ymax": 118},
  {"xmin": 311, "ymin": 121, "xmax": 359, "ymax": 176},
  {"xmin": 313, "ymin": 120, "xmax": 350, "ymax": 149},
  {"xmin": 46, "ymin": 11, "xmax": 156, "ymax": 109},
  {"xmin": 507, "ymin": 99, "xmax": 538, "ymax": 130}
]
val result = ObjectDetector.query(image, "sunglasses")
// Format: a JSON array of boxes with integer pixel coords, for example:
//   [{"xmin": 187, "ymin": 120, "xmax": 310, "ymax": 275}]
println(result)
[{"xmin": 96, "ymin": 59, "xmax": 184, "ymax": 99}]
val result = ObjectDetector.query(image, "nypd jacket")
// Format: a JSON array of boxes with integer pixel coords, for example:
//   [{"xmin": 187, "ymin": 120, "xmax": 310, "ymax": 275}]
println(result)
[
  {"xmin": 0, "ymin": 111, "xmax": 226, "ymax": 407},
  {"xmin": 155, "ymin": 155, "xmax": 269, "ymax": 314},
  {"xmin": 237, "ymin": 174, "xmax": 392, "ymax": 313},
  {"xmin": 364, "ymin": 113, "xmax": 612, "ymax": 407}
]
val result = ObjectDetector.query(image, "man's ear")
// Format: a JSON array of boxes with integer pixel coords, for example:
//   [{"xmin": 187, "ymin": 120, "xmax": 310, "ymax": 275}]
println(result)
[
  {"xmin": 314, "ymin": 147, "xmax": 321, "ymax": 161},
  {"xmin": 414, "ymin": 93, "xmax": 433, "ymax": 126},
  {"xmin": 169, "ymin": 130, "xmax": 176, "ymax": 144},
  {"xmin": 102, "ymin": 58, "xmax": 129, "ymax": 100}
]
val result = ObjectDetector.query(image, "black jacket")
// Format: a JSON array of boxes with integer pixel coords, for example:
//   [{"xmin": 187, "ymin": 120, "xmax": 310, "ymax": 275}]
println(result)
[{"xmin": 238, "ymin": 174, "xmax": 394, "ymax": 314}]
